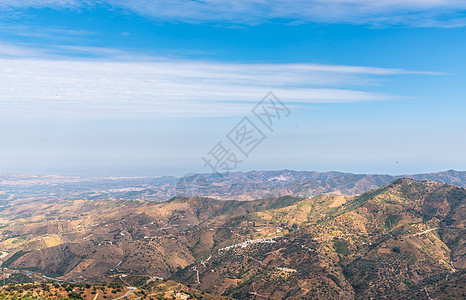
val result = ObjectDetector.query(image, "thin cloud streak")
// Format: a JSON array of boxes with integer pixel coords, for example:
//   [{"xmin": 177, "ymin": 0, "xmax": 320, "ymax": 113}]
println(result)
[
  {"xmin": 0, "ymin": 57, "xmax": 422, "ymax": 121},
  {"xmin": 0, "ymin": 42, "xmax": 44, "ymax": 57},
  {"xmin": 1, "ymin": 0, "xmax": 466, "ymax": 27}
]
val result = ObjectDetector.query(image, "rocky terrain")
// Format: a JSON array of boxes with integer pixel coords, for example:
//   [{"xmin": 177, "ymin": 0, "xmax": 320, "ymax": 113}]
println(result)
[{"xmin": 0, "ymin": 178, "xmax": 464, "ymax": 299}]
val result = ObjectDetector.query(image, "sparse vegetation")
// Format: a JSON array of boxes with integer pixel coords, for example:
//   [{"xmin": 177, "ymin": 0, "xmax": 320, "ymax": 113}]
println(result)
[{"xmin": 0, "ymin": 178, "xmax": 463, "ymax": 299}]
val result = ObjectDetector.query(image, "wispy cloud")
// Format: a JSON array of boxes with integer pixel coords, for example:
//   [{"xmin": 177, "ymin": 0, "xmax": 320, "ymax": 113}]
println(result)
[
  {"xmin": 1, "ymin": 0, "xmax": 466, "ymax": 27},
  {"xmin": 0, "ymin": 52, "xmax": 429, "ymax": 121},
  {"xmin": 0, "ymin": 24, "xmax": 93, "ymax": 39},
  {"xmin": 0, "ymin": 0, "xmax": 94, "ymax": 9},
  {"xmin": 0, "ymin": 42, "xmax": 43, "ymax": 57}
]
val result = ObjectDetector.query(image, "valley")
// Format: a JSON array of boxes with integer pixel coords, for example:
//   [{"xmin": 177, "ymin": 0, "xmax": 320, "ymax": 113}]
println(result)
[{"xmin": 0, "ymin": 177, "xmax": 464, "ymax": 299}]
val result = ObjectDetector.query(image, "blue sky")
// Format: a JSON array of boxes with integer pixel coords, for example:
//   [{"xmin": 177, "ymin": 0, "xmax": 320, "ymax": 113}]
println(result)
[{"xmin": 0, "ymin": 1, "xmax": 465, "ymax": 176}]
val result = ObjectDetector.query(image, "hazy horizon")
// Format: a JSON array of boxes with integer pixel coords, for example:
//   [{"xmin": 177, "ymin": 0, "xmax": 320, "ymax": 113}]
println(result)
[{"xmin": 0, "ymin": 168, "xmax": 464, "ymax": 179}]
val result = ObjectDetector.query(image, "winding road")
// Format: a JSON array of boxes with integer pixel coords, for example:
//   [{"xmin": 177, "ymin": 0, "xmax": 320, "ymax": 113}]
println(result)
[{"xmin": 114, "ymin": 287, "xmax": 136, "ymax": 300}]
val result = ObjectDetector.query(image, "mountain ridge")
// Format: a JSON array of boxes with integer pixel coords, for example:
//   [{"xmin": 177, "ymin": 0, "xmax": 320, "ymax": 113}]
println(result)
[
  {"xmin": 0, "ymin": 178, "xmax": 464, "ymax": 298},
  {"xmin": 1, "ymin": 169, "xmax": 465, "ymax": 202}
]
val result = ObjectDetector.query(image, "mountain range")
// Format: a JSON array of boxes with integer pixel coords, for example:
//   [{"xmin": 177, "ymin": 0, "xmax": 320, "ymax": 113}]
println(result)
[
  {"xmin": 0, "ymin": 176, "xmax": 464, "ymax": 299},
  {"xmin": 1, "ymin": 169, "xmax": 465, "ymax": 202}
]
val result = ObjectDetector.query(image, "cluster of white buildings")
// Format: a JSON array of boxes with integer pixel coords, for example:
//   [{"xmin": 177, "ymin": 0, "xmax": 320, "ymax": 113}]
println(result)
[{"xmin": 218, "ymin": 236, "xmax": 278, "ymax": 251}]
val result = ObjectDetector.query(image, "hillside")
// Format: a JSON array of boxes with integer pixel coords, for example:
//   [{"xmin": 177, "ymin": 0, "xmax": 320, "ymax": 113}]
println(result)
[
  {"xmin": 173, "ymin": 179, "xmax": 466, "ymax": 298},
  {"xmin": 0, "ymin": 195, "xmax": 301, "ymax": 282},
  {"xmin": 0, "ymin": 281, "xmax": 227, "ymax": 299},
  {"xmin": 0, "ymin": 179, "xmax": 464, "ymax": 299}
]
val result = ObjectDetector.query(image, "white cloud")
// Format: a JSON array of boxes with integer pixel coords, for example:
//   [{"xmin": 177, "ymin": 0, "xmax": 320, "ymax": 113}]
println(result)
[
  {"xmin": 1, "ymin": 0, "xmax": 466, "ymax": 27},
  {"xmin": 0, "ymin": 42, "xmax": 42, "ymax": 56},
  {"xmin": 0, "ymin": 56, "xmax": 421, "ymax": 121},
  {"xmin": 0, "ymin": 0, "xmax": 93, "ymax": 9}
]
